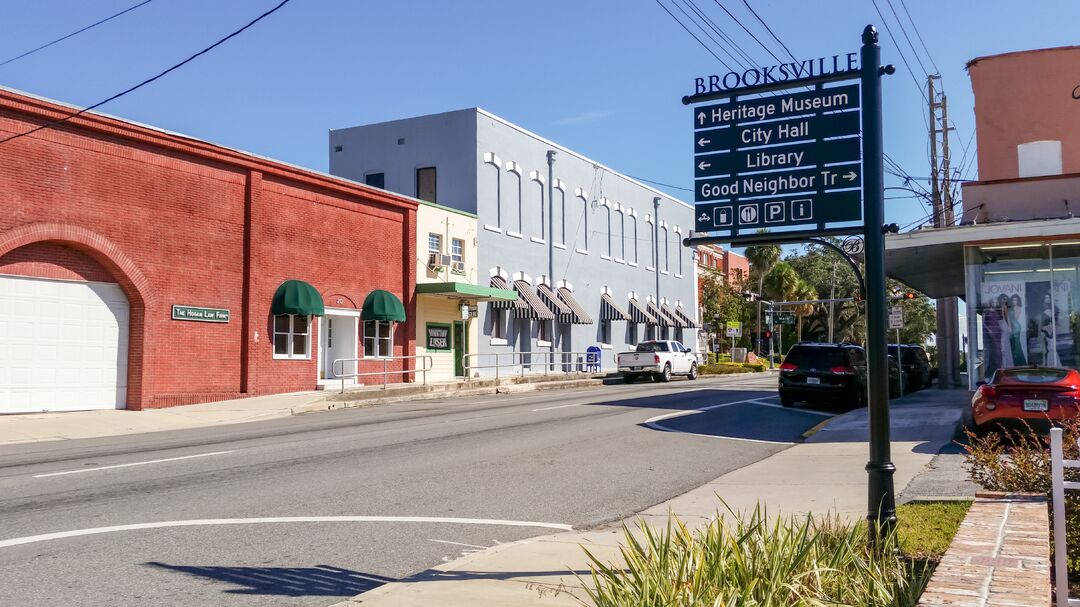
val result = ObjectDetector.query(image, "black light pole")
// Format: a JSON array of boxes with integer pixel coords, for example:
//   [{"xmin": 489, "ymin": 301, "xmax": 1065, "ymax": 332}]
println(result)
[{"xmin": 860, "ymin": 24, "xmax": 897, "ymax": 543}]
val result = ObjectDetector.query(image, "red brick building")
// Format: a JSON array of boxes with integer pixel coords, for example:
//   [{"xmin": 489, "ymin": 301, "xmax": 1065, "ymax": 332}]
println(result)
[{"xmin": 0, "ymin": 88, "xmax": 417, "ymax": 412}]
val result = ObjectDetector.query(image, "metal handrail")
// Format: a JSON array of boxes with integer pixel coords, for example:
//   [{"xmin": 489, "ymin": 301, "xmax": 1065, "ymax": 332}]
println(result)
[
  {"xmin": 332, "ymin": 355, "xmax": 434, "ymax": 393},
  {"xmin": 1050, "ymin": 427, "xmax": 1080, "ymax": 607},
  {"xmin": 463, "ymin": 351, "xmax": 602, "ymax": 382}
]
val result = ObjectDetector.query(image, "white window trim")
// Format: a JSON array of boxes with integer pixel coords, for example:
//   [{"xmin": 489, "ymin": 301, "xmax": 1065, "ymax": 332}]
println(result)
[
  {"xmin": 600, "ymin": 254, "xmax": 612, "ymax": 261},
  {"xmin": 553, "ymin": 179, "xmax": 566, "ymax": 247},
  {"xmin": 362, "ymin": 320, "xmax": 395, "ymax": 359},
  {"xmin": 536, "ymin": 339, "xmax": 553, "ymax": 348},
  {"xmin": 490, "ymin": 337, "xmax": 509, "ymax": 346},
  {"xmin": 483, "ymin": 224, "xmax": 503, "ymax": 233},
  {"xmin": 576, "ymin": 248, "xmax": 589, "ymax": 255},
  {"xmin": 554, "ymin": 243, "xmax": 567, "ymax": 250},
  {"xmin": 629, "ymin": 262, "xmax": 639, "ymax": 267},
  {"xmin": 531, "ymin": 237, "xmax": 546, "ymax": 244},
  {"xmin": 614, "ymin": 258, "xmax": 626, "ymax": 264},
  {"xmin": 506, "ymin": 230, "xmax": 523, "ymax": 239},
  {"xmin": 273, "ymin": 314, "xmax": 312, "ymax": 360},
  {"xmin": 574, "ymin": 188, "xmax": 589, "ymax": 251},
  {"xmin": 675, "ymin": 273, "xmax": 684, "ymax": 278}
]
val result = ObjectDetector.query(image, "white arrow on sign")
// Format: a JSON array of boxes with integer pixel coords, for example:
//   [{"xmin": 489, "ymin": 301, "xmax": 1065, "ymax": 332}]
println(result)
[
  {"xmin": 697, "ymin": 111, "xmax": 706, "ymax": 124},
  {"xmin": 843, "ymin": 171, "xmax": 857, "ymax": 182},
  {"xmin": 697, "ymin": 137, "xmax": 710, "ymax": 148},
  {"xmin": 698, "ymin": 212, "xmax": 710, "ymax": 222},
  {"xmin": 698, "ymin": 161, "xmax": 711, "ymax": 171}
]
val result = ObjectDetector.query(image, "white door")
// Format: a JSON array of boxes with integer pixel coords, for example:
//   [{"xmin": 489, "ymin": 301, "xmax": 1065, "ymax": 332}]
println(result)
[
  {"xmin": 0, "ymin": 275, "xmax": 129, "ymax": 413},
  {"xmin": 321, "ymin": 313, "xmax": 358, "ymax": 381}
]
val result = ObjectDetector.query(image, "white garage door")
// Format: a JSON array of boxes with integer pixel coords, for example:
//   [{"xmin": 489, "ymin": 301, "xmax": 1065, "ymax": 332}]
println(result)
[{"xmin": 0, "ymin": 275, "xmax": 130, "ymax": 413}]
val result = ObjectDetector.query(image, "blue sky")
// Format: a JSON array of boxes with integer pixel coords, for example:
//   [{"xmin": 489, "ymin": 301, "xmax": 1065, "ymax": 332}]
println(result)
[{"xmin": 2, "ymin": 0, "xmax": 1077, "ymax": 234}]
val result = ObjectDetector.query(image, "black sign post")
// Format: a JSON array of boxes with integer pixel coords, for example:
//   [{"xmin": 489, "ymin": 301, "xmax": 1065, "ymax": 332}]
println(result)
[{"xmin": 682, "ymin": 25, "xmax": 896, "ymax": 547}]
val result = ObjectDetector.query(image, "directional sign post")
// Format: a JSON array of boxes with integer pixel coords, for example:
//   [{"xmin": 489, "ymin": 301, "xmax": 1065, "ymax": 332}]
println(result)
[{"xmin": 683, "ymin": 25, "xmax": 897, "ymax": 547}]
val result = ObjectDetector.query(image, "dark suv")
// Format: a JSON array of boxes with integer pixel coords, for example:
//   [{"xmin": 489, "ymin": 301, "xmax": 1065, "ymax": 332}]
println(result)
[
  {"xmin": 779, "ymin": 342, "xmax": 867, "ymax": 409},
  {"xmin": 887, "ymin": 344, "xmax": 933, "ymax": 392}
]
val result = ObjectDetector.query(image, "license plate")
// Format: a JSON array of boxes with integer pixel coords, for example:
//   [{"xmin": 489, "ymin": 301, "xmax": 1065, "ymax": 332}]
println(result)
[
  {"xmin": 1023, "ymin": 399, "xmax": 1048, "ymax": 412},
  {"xmin": 806, "ymin": 377, "xmax": 820, "ymax": 385}
]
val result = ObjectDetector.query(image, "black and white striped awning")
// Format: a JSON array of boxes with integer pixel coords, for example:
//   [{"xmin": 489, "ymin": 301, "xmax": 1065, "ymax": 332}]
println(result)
[
  {"xmin": 627, "ymin": 298, "xmax": 657, "ymax": 325},
  {"xmin": 661, "ymin": 302, "xmax": 689, "ymax": 329},
  {"xmin": 488, "ymin": 276, "xmax": 525, "ymax": 311},
  {"xmin": 512, "ymin": 280, "xmax": 555, "ymax": 321},
  {"xmin": 647, "ymin": 301, "xmax": 676, "ymax": 327},
  {"xmin": 557, "ymin": 287, "xmax": 594, "ymax": 324},
  {"xmin": 674, "ymin": 305, "xmax": 699, "ymax": 329},
  {"xmin": 599, "ymin": 293, "xmax": 631, "ymax": 321},
  {"xmin": 536, "ymin": 283, "xmax": 573, "ymax": 323}
]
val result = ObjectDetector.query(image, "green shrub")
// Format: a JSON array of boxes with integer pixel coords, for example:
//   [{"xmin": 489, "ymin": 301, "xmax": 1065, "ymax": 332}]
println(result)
[
  {"xmin": 698, "ymin": 362, "xmax": 766, "ymax": 375},
  {"xmin": 580, "ymin": 505, "xmax": 928, "ymax": 607},
  {"xmin": 962, "ymin": 419, "xmax": 1080, "ymax": 578}
]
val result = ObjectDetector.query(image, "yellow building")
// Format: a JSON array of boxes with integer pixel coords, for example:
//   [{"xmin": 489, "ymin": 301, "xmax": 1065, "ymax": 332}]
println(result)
[{"xmin": 414, "ymin": 201, "xmax": 516, "ymax": 380}]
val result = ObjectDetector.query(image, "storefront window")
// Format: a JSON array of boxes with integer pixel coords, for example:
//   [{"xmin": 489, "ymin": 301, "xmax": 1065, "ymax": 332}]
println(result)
[
  {"xmin": 363, "ymin": 320, "xmax": 393, "ymax": 358},
  {"xmin": 273, "ymin": 314, "xmax": 310, "ymax": 359}
]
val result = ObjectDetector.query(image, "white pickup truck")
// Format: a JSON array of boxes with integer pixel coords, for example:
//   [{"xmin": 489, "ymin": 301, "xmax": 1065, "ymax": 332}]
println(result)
[{"xmin": 616, "ymin": 340, "xmax": 699, "ymax": 383}]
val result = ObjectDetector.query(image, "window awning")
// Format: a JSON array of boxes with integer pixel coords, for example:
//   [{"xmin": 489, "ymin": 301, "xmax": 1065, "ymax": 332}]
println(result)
[
  {"xmin": 488, "ymin": 276, "xmax": 526, "ymax": 310},
  {"xmin": 271, "ymin": 280, "xmax": 325, "ymax": 316},
  {"xmin": 662, "ymin": 303, "xmax": 689, "ymax": 329},
  {"xmin": 415, "ymin": 281, "xmax": 518, "ymax": 302},
  {"xmin": 557, "ymin": 287, "xmax": 594, "ymax": 324},
  {"xmin": 647, "ymin": 301, "xmax": 676, "ymax": 327},
  {"xmin": 674, "ymin": 305, "xmax": 699, "ymax": 328},
  {"xmin": 599, "ymin": 293, "xmax": 631, "ymax": 321},
  {"xmin": 361, "ymin": 289, "xmax": 406, "ymax": 322},
  {"xmin": 627, "ymin": 298, "xmax": 657, "ymax": 325},
  {"xmin": 536, "ymin": 283, "xmax": 573, "ymax": 323},
  {"xmin": 512, "ymin": 280, "xmax": 555, "ymax": 321}
]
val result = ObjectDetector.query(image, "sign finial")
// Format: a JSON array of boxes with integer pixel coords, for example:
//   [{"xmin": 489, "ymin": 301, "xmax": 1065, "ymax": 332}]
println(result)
[{"xmin": 862, "ymin": 25, "xmax": 878, "ymax": 45}]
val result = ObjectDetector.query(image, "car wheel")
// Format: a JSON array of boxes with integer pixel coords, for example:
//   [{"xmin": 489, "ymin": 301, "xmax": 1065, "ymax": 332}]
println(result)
[
  {"xmin": 659, "ymin": 364, "xmax": 672, "ymax": 383},
  {"xmin": 688, "ymin": 364, "xmax": 698, "ymax": 380},
  {"xmin": 623, "ymin": 373, "xmax": 636, "ymax": 384},
  {"xmin": 779, "ymin": 393, "xmax": 795, "ymax": 408}
]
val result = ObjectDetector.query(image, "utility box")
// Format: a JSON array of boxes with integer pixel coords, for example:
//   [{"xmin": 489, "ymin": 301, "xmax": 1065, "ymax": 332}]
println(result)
[{"xmin": 732, "ymin": 348, "xmax": 748, "ymax": 363}]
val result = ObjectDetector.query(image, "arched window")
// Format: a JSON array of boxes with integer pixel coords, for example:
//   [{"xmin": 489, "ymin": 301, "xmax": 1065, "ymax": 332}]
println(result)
[
  {"xmin": 483, "ymin": 153, "xmax": 502, "ymax": 230},
  {"xmin": 628, "ymin": 210, "xmax": 639, "ymax": 265},
  {"xmin": 661, "ymin": 222, "xmax": 670, "ymax": 273},
  {"xmin": 529, "ymin": 171, "xmax": 545, "ymax": 243},
  {"xmin": 574, "ymin": 188, "xmax": 589, "ymax": 254},
  {"xmin": 506, "ymin": 161, "xmax": 523, "ymax": 237},
  {"xmin": 645, "ymin": 214, "xmax": 655, "ymax": 271},
  {"xmin": 674, "ymin": 226, "xmax": 683, "ymax": 276},
  {"xmin": 601, "ymin": 198, "xmax": 612, "ymax": 259},
  {"xmin": 616, "ymin": 204, "xmax": 626, "ymax": 262}
]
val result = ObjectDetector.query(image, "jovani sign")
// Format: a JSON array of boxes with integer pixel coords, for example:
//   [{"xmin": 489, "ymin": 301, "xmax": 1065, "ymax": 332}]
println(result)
[{"xmin": 692, "ymin": 54, "xmax": 859, "ymax": 95}]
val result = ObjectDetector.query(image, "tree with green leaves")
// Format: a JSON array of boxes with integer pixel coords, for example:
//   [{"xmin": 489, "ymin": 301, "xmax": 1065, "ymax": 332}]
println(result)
[
  {"xmin": 699, "ymin": 268, "xmax": 752, "ymax": 353},
  {"xmin": 744, "ymin": 242, "xmax": 781, "ymax": 352},
  {"xmin": 792, "ymin": 280, "xmax": 818, "ymax": 342}
]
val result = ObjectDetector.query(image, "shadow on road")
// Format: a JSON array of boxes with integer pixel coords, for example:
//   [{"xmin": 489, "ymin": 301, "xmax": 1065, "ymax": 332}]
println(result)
[{"xmin": 145, "ymin": 562, "xmax": 394, "ymax": 596}]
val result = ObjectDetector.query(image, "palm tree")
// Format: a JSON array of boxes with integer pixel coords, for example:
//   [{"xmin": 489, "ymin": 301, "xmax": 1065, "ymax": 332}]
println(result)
[
  {"xmin": 792, "ymin": 280, "xmax": 819, "ymax": 342},
  {"xmin": 744, "ymin": 243, "xmax": 781, "ymax": 352}
]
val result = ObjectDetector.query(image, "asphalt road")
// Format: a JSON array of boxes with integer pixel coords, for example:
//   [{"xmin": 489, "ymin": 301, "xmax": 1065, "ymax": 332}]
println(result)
[{"xmin": 0, "ymin": 373, "xmax": 832, "ymax": 606}]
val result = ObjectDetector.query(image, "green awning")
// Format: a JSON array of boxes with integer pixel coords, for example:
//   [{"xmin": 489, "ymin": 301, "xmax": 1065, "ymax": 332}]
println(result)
[
  {"xmin": 415, "ymin": 281, "xmax": 518, "ymax": 302},
  {"xmin": 362, "ymin": 289, "xmax": 406, "ymax": 322},
  {"xmin": 271, "ymin": 280, "xmax": 324, "ymax": 316}
]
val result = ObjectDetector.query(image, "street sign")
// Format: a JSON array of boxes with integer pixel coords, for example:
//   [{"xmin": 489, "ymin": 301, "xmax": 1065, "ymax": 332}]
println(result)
[
  {"xmin": 693, "ymin": 111, "xmax": 861, "ymax": 155},
  {"xmin": 888, "ymin": 306, "xmax": 904, "ymax": 330},
  {"xmin": 695, "ymin": 137, "xmax": 860, "ymax": 179},
  {"xmin": 775, "ymin": 313, "xmax": 795, "ymax": 326},
  {"xmin": 725, "ymin": 321, "xmax": 742, "ymax": 338},
  {"xmin": 694, "ymin": 84, "xmax": 860, "ymax": 130},
  {"xmin": 695, "ymin": 165, "xmax": 861, "ymax": 203},
  {"xmin": 695, "ymin": 190, "xmax": 861, "ymax": 232}
]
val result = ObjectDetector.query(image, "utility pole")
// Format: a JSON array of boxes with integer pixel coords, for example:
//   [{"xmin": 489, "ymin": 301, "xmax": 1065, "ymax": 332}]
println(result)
[{"xmin": 928, "ymin": 74, "xmax": 959, "ymax": 388}]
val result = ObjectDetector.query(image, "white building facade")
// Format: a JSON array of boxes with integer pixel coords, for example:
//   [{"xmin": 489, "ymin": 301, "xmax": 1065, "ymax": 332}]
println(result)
[{"xmin": 330, "ymin": 109, "xmax": 698, "ymax": 372}]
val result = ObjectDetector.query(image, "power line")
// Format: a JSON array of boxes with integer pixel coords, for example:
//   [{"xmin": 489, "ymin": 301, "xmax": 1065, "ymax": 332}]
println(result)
[
  {"xmin": 711, "ymin": 0, "xmax": 784, "ymax": 64},
  {"xmin": 686, "ymin": 0, "xmax": 761, "ymax": 69},
  {"xmin": 897, "ymin": 0, "xmax": 940, "ymax": 74},
  {"xmin": 739, "ymin": 0, "xmax": 797, "ymax": 62},
  {"xmin": 653, "ymin": 0, "xmax": 732, "ymax": 70},
  {"xmin": 672, "ymin": 0, "xmax": 751, "ymax": 71},
  {"xmin": 884, "ymin": 0, "xmax": 929, "ymax": 78},
  {"xmin": 869, "ymin": 0, "xmax": 925, "ymax": 96},
  {"xmin": 627, "ymin": 175, "xmax": 694, "ymax": 192},
  {"xmin": 0, "ymin": 0, "xmax": 156, "ymax": 69},
  {"xmin": 0, "ymin": 0, "xmax": 293, "ymax": 146}
]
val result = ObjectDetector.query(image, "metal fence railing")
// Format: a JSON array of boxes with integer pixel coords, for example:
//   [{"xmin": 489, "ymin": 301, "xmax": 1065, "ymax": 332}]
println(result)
[
  {"xmin": 463, "ymin": 351, "xmax": 602, "ymax": 382},
  {"xmin": 332, "ymin": 355, "xmax": 434, "ymax": 393},
  {"xmin": 1051, "ymin": 426, "xmax": 1080, "ymax": 607}
]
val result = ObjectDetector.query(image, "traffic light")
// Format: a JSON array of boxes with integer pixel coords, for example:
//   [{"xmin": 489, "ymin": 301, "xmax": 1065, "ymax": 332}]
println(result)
[
  {"xmin": 903, "ymin": 292, "xmax": 916, "ymax": 300},
  {"xmin": 763, "ymin": 330, "xmax": 773, "ymax": 340}
]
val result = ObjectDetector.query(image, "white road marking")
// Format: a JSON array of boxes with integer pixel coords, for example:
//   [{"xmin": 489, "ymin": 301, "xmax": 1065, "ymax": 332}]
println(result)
[
  {"xmin": 427, "ymin": 539, "xmax": 488, "ymax": 549},
  {"xmin": 749, "ymin": 399, "xmax": 835, "ymax": 417},
  {"xmin": 0, "ymin": 516, "xmax": 573, "ymax": 549},
  {"xmin": 532, "ymin": 403, "xmax": 583, "ymax": 412},
  {"xmin": 32, "ymin": 451, "xmax": 236, "ymax": 478}
]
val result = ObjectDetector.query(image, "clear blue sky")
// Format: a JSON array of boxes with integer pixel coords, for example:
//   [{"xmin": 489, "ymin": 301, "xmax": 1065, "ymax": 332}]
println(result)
[{"xmin": 2, "ymin": 0, "xmax": 1077, "ymax": 234}]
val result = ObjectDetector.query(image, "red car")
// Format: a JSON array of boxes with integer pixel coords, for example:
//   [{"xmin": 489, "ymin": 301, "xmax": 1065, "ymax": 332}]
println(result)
[{"xmin": 972, "ymin": 366, "xmax": 1080, "ymax": 428}]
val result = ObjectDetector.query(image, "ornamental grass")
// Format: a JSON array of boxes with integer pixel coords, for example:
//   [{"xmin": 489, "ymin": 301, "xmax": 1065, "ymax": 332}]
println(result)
[{"xmin": 579, "ymin": 505, "xmax": 929, "ymax": 607}]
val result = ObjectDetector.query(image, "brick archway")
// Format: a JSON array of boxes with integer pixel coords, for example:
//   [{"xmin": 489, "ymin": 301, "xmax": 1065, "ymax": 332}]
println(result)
[{"xmin": 0, "ymin": 222, "xmax": 156, "ymax": 409}]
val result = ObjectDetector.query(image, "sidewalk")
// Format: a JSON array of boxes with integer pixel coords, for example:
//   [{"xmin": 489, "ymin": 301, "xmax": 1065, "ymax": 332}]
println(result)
[
  {"xmin": 0, "ymin": 373, "xmax": 613, "ymax": 446},
  {"xmin": 332, "ymin": 388, "xmax": 970, "ymax": 607}
]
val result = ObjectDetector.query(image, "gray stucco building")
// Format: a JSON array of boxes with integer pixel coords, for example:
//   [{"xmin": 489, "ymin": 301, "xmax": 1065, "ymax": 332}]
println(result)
[{"xmin": 329, "ymin": 108, "xmax": 698, "ymax": 374}]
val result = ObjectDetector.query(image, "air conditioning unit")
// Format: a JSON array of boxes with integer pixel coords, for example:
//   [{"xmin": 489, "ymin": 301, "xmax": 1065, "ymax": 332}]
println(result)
[
  {"xmin": 440, "ymin": 254, "xmax": 452, "ymax": 266},
  {"xmin": 451, "ymin": 260, "xmax": 465, "ymax": 272}
]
